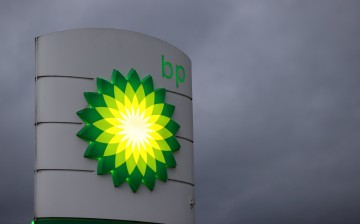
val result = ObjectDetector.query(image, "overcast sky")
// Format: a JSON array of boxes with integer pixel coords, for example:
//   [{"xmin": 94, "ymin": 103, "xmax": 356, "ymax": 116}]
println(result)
[{"xmin": 1, "ymin": 0, "xmax": 360, "ymax": 223}]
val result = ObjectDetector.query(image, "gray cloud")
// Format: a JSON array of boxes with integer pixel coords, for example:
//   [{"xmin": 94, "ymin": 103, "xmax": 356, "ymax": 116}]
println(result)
[{"xmin": 0, "ymin": 0, "xmax": 360, "ymax": 223}]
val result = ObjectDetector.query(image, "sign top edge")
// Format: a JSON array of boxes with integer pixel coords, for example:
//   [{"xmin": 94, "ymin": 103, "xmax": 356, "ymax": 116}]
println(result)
[{"xmin": 35, "ymin": 28, "xmax": 191, "ymax": 62}]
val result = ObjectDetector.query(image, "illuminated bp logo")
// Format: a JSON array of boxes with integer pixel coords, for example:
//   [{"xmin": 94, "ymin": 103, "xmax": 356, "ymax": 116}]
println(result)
[{"xmin": 76, "ymin": 68, "xmax": 180, "ymax": 192}]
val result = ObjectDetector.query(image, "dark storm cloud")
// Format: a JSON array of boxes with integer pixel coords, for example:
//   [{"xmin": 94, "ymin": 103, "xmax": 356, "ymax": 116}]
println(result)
[
  {"xmin": 193, "ymin": 1, "xmax": 360, "ymax": 223},
  {"xmin": 1, "ymin": 0, "xmax": 360, "ymax": 223}
]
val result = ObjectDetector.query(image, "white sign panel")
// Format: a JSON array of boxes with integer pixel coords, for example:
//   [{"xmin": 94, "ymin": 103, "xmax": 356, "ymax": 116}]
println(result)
[{"xmin": 35, "ymin": 29, "xmax": 194, "ymax": 224}]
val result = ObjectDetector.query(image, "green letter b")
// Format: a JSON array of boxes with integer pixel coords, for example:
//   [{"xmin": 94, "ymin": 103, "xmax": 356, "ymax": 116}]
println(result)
[{"xmin": 162, "ymin": 55, "xmax": 173, "ymax": 79}]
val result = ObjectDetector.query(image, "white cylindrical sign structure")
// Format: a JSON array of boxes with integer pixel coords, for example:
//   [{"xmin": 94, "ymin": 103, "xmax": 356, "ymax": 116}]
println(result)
[{"xmin": 35, "ymin": 29, "xmax": 194, "ymax": 224}]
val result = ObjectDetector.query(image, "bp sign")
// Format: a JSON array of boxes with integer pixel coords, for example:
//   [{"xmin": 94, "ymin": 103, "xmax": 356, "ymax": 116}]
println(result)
[
  {"xmin": 77, "ymin": 69, "xmax": 180, "ymax": 192},
  {"xmin": 34, "ymin": 29, "xmax": 194, "ymax": 224}
]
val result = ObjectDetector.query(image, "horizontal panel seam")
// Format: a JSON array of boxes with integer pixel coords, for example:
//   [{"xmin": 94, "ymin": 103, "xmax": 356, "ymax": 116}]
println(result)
[
  {"xmin": 36, "ymin": 169, "xmax": 94, "ymax": 172},
  {"xmin": 166, "ymin": 90, "xmax": 192, "ymax": 100},
  {"xmin": 35, "ymin": 75, "xmax": 192, "ymax": 100},
  {"xmin": 35, "ymin": 121, "xmax": 82, "ymax": 125},
  {"xmin": 175, "ymin": 135, "xmax": 194, "ymax": 143},
  {"xmin": 35, "ymin": 169, "xmax": 195, "ymax": 186},
  {"xmin": 168, "ymin": 178, "xmax": 195, "ymax": 187},
  {"xmin": 35, "ymin": 217, "xmax": 162, "ymax": 224},
  {"xmin": 36, "ymin": 75, "xmax": 94, "ymax": 80}
]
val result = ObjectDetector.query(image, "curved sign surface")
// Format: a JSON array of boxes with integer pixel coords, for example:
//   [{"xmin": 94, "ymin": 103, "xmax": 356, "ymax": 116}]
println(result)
[{"xmin": 34, "ymin": 29, "xmax": 194, "ymax": 224}]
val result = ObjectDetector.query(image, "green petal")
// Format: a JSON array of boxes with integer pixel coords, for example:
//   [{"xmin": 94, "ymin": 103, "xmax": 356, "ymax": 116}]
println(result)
[
  {"xmin": 165, "ymin": 136, "xmax": 181, "ymax": 152},
  {"xmin": 111, "ymin": 69, "xmax": 126, "ymax": 92},
  {"xmin": 102, "ymin": 95, "xmax": 118, "ymax": 110},
  {"xmin": 155, "ymin": 161, "xmax": 168, "ymax": 182},
  {"xmin": 127, "ymin": 68, "xmax": 142, "ymax": 91},
  {"xmin": 95, "ymin": 107, "xmax": 116, "ymax": 119},
  {"xmin": 165, "ymin": 119, "xmax": 180, "ymax": 134},
  {"xmin": 84, "ymin": 142, "xmax": 107, "ymax": 158},
  {"xmin": 134, "ymin": 84, "xmax": 146, "ymax": 103},
  {"xmin": 156, "ymin": 140, "xmax": 171, "ymax": 151},
  {"xmin": 163, "ymin": 151, "xmax": 176, "ymax": 168},
  {"xmin": 112, "ymin": 165, "xmax": 128, "ymax": 187},
  {"xmin": 152, "ymin": 104, "xmax": 165, "ymax": 115},
  {"xmin": 124, "ymin": 83, "xmax": 136, "ymax": 102},
  {"xmin": 77, "ymin": 108, "xmax": 103, "ymax": 124},
  {"xmin": 84, "ymin": 92, "xmax": 107, "ymax": 108},
  {"xmin": 157, "ymin": 128, "xmax": 173, "ymax": 139},
  {"xmin": 145, "ymin": 92, "xmax": 155, "ymax": 108},
  {"xmin": 137, "ymin": 157, "xmax": 147, "ymax": 176},
  {"xmin": 147, "ymin": 154, "xmax": 157, "ymax": 172},
  {"xmin": 128, "ymin": 167, "xmax": 143, "ymax": 193},
  {"xmin": 103, "ymin": 143, "xmax": 118, "ymax": 156},
  {"xmin": 97, "ymin": 155, "xmax": 116, "ymax": 174},
  {"xmin": 126, "ymin": 156, "xmax": 136, "ymax": 174},
  {"xmin": 77, "ymin": 125, "xmax": 103, "ymax": 142},
  {"xmin": 141, "ymin": 75, "xmax": 154, "ymax": 96},
  {"xmin": 97, "ymin": 78, "xmax": 114, "ymax": 97},
  {"xmin": 153, "ymin": 115, "xmax": 171, "ymax": 127},
  {"xmin": 115, "ymin": 150, "xmax": 126, "ymax": 167},
  {"xmin": 161, "ymin": 104, "xmax": 175, "ymax": 117},
  {"xmin": 153, "ymin": 148, "xmax": 166, "ymax": 163},
  {"xmin": 95, "ymin": 131, "xmax": 116, "ymax": 143},
  {"xmin": 154, "ymin": 88, "xmax": 166, "ymax": 104},
  {"xmin": 143, "ymin": 168, "xmax": 156, "ymax": 191},
  {"xmin": 93, "ymin": 119, "xmax": 114, "ymax": 132},
  {"xmin": 113, "ymin": 85, "xmax": 125, "ymax": 104}
]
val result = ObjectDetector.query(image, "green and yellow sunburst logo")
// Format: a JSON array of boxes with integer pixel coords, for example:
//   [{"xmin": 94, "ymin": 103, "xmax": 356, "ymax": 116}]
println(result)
[{"xmin": 76, "ymin": 68, "xmax": 180, "ymax": 192}]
